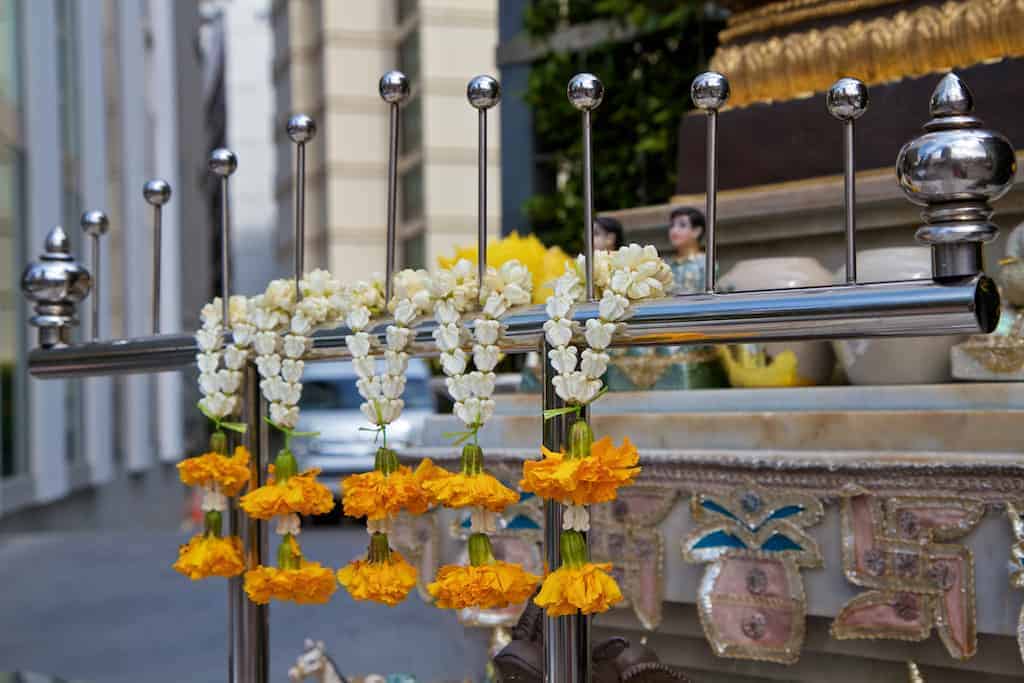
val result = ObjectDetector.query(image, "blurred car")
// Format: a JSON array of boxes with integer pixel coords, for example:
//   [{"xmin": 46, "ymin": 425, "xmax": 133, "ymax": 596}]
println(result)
[{"xmin": 291, "ymin": 358, "xmax": 435, "ymax": 481}]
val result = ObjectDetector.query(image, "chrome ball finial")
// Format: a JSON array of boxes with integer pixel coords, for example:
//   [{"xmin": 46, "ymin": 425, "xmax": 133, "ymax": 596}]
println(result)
[
  {"xmin": 81, "ymin": 210, "xmax": 109, "ymax": 237},
  {"xmin": 143, "ymin": 179, "xmax": 172, "ymax": 206},
  {"xmin": 208, "ymin": 148, "xmax": 238, "ymax": 177},
  {"xmin": 691, "ymin": 72, "xmax": 730, "ymax": 111},
  {"xmin": 21, "ymin": 226, "xmax": 92, "ymax": 348},
  {"xmin": 287, "ymin": 114, "xmax": 317, "ymax": 144},
  {"xmin": 467, "ymin": 75, "xmax": 501, "ymax": 110},
  {"xmin": 567, "ymin": 73, "xmax": 604, "ymax": 112},
  {"xmin": 896, "ymin": 72, "xmax": 1017, "ymax": 279},
  {"xmin": 826, "ymin": 78, "xmax": 869, "ymax": 121},
  {"xmin": 379, "ymin": 70, "xmax": 410, "ymax": 105}
]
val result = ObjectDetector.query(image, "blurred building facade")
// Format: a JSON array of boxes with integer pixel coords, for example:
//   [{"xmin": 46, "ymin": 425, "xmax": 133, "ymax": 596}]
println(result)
[
  {"xmin": 0, "ymin": 0, "xmax": 214, "ymax": 528},
  {"xmin": 270, "ymin": 0, "xmax": 500, "ymax": 279}
]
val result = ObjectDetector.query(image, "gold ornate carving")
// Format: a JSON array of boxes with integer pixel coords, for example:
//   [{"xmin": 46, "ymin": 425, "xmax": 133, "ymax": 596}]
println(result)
[
  {"xmin": 720, "ymin": 0, "xmax": 905, "ymax": 44},
  {"xmin": 710, "ymin": 0, "xmax": 1024, "ymax": 108}
]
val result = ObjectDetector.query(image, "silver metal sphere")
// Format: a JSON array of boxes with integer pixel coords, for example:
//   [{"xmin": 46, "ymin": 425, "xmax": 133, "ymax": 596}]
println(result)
[
  {"xmin": 567, "ymin": 73, "xmax": 604, "ymax": 111},
  {"xmin": 287, "ymin": 114, "xmax": 317, "ymax": 143},
  {"xmin": 826, "ymin": 78, "xmax": 869, "ymax": 121},
  {"xmin": 467, "ymin": 75, "xmax": 501, "ymax": 109},
  {"xmin": 143, "ymin": 179, "xmax": 172, "ymax": 206},
  {"xmin": 21, "ymin": 225, "xmax": 92, "ymax": 346},
  {"xmin": 930, "ymin": 73, "xmax": 973, "ymax": 118},
  {"xmin": 691, "ymin": 72, "xmax": 730, "ymax": 111},
  {"xmin": 379, "ymin": 70, "xmax": 410, "ymax": 104},
  {"xmin": 81, "ymin": 210, "xmax": 109, "ymax": 237},
  {"xmin": 208, "ymin": 148, "xmax": 238, "ymax": 176}
]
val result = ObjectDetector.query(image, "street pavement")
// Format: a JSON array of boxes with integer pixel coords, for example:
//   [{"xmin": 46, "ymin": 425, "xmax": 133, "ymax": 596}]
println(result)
[{"xmin": 0, "ymin": 527, "xmax": 491, "ymax": 683}]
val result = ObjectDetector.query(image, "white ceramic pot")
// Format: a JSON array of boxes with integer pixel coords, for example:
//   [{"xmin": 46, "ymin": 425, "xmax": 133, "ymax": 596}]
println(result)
[
  {"xmin": 719, "ymin": 257, "xmax": 836, "ymax": 385},
  {"xmin": 833, "ymin": 247, "xmax": 962, "ymax": 385}
]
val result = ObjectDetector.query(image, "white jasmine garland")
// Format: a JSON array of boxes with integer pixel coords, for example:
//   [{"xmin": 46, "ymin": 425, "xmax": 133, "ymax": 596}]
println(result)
[
  {"xmin": 430, "ymin": 259, "xmax": 480, "ymax": 429},
  {"xmin": 196, "ymin": 295, "xmax": 250, "ymax": 422}
]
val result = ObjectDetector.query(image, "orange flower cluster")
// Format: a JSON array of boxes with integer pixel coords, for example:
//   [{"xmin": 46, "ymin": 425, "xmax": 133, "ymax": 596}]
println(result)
[
  {"xmin": 521, "ymin": 436, "xmax": 640, "ymax": 505},
  {"xmin": 177, "ymin": 445, "xmax": 251, "ymax": 496},
  {"xmin": 428, "ymin": 561, "xmax": 538, "ymax": 609},
  {"xmin": 241, "ymin": 468, "xmax": 335, "ymax": 519},
  {"xmin": 534, "ymin": 562, "xmax": 623, "ymax": 616},
  {"xmin": 337, "ymin": 551, "xmax": 419, "ymax": 607},
  {"xmin": 244, "ymin": 563, "xmax": 338, "ymax": 605},
  {"xmin": 341, "ymin": 466, "xmax": 431, "ymax": 520},
  {"xmin": 417, "ymin": 458, "xmax": 518, "ymax": 512},
  {"xmin": 174, "ymin": 534, "xmax": 245, "ymax": 580}
]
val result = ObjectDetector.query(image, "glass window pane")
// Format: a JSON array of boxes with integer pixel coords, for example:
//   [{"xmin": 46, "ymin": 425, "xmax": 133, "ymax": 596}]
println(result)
[
  {"xmin": 402, "ymin": 231, "xmax": 425, "ymax": 270},
  {"xmin": 397, "ymin": 30, "xmax": 419, "ymax": 82},
  {"xmin": 400, "ymin": 163, "xmax": 423, "ymax": 223},
  {"xmin": 401, "ymin": 95, "xmax": 421, "ymax": 156}
]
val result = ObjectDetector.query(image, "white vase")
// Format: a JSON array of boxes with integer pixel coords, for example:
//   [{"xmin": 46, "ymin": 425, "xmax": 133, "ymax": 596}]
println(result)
[
  {"xmin": 833, "ymin": 247, "xmax": 961, "ymax": 385},
  {"xmin": 719, "ymin": 257, "xmax": 836, "ymax": 385}
]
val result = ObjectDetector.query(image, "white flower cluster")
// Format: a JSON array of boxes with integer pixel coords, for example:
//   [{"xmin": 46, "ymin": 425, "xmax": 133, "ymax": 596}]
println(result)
[
  {"xmin": 196, "ymin": 296, "xmax": 249, "ymax": 419},
  {"xmin": 345, "ymin": 271, "xmax": 429, "ymax": 428},
  {"xmin": 430, "ymin": 260, "xmax": 483, "ymax": 425},
  {"xmin": 544, "ymin": 244, "xmax": 673, "ymax": 405}
]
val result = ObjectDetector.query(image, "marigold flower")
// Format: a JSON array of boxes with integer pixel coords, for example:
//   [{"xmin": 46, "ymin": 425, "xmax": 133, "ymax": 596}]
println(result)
[
  {"xmin": 428, "ymin": 532, "xmax": 538, "ymax": 609},
  {"xmin": 520, "ymin": 436, "xmax": 640, "ymax": 505},
  {"xmin": 173, "ymin": 533, "xmax": 245, "ymax": 580},
  {"xmin": 243, "ymin": 562, "xmax": 337, "ymax": 604},
  {"xmin": 337, "ymin": 533, "xmax": 418, "ymax": 606},
  {"xmin": 419, "ymin": 462, "xmax": 518, "ymax": 513},
  {"xmin": 240, "ymin": 448, "xmax": 334, "ymax": 519},
  {"xmin": 341, "ymin": 467, "xmax": 431, "ymax": 520},
  {"xmin": 534, "ymin": 530, "xmax": 623, "ymax": 616},
  {"xmin": 177, "ymin": 445, "xmax": 251, "ymax": 497}
]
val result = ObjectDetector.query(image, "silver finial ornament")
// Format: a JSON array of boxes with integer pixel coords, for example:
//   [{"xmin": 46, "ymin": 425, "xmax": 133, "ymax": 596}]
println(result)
[
  {"xmin": 379, "ymin": 70, "xmax": 410, "ymax": 105},
  {"xmin": 21, "ymin": 226, "xmax": 92, "ymax": 348},
  {"xmin": 143, "ymin": 179, "xmax": 172, "ymax": 206},
  {"xmin": 81, "ymin": 210, "xmax": 109, "ymax": 237},
  {"xmin": 691, "ymin": 72, "xmax": 730, "ymax": 111},
  {"xmin": 467, "ymin": 75, "xmax": 501, "ymax": 110},
  {"xmin": 567, "ymin": 73, "xmax": 604, "ymax": 112},
  {"xmin": 208, "ymin": 148, "xmax": 238, "ymax": 176},
  {"xmin": 82, "ymin": 210, "xmax": 109, "ymax": 339},
  {"xmin": 287, "ymin": 114, "xmax": 317, "ymax": 144},
  {"xmin": 827, "ymin": 78, "xmax": 869, "ymax": 121},
  {"xmin": 896, "ymin": 72, "xmax": 1017, "ymax": 279}
]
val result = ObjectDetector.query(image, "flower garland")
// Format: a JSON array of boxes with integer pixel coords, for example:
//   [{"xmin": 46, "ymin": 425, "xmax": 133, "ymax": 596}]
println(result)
[
  {"xmin": 523, "ymin": 244, "xmax": 671, "ymax": 616},
  {"xmin": 175, "ymin": 297, "xmax": 252, "ymax": 582},
  {"xmin": 239, "ymin": 271, "xmax": 348, "ymax": 605},
  {"xmin": 421, "ymin": 259, "xmax": 540, "ymax": 610},
  {"xmin": 337, "ymin": 270, "xmax": 435, "ymax": 606}
]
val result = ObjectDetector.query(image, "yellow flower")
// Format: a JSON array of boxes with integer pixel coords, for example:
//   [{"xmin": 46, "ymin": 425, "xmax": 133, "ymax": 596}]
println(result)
[
  {"xmin": 520, "ymin": 436, "xmax": 640, "ymax": 505},
  {"xmin": 428, "ymin": 561, "xmax": 539, "ymax": 609},
  {"xmin": 240, "ymin": 467, "xmax": 335, "ymax": 519},
  {"xmin": 177, "ymin": 446, "xmax": 251, "ymax": 497},
  {"xmin": 173, "ymin": 533, "xmax": 245, "ymax": 580},
  {"xmin": 244, "ymin": 562, "xmax": 338, "ymax": 605},
  {"xmin": 337, "ymin": 534, "xmax": 418, "ymax": 606},
  {"xmin": 438, "ymin": 231, "xmax": 571, "ymax": 304},
  {"xmin": 418, "ymin": 459, "xmax": 519, "ymax": 513},
  {"xmin": 341, "ymin": 466, "xmax": 431, "ymax": 520},
  {"xmin": 534, "ymin": 562, "xmax": 623, "ymax": 616}
]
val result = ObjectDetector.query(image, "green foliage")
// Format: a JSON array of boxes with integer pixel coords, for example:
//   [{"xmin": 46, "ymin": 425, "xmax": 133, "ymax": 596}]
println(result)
[{"xmin": 523, "ymin": 1, "xmax": 722, "ymax": 253}]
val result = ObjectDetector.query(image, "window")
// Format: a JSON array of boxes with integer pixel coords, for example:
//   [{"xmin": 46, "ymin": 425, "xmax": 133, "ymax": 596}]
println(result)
[
  {"xmin": 396, "ymin": 0, "xmax": 417, "ymax": 24},
  {"xmin": 400, "ymin": 95, "xmax": 421, "ymax": 156},
  {"xmin": 402, "ymin": 231, "xmax": 425, "ymax": 270},
  {"xmin": 400, "ymin": 162, "xmax": 423, "ymax": 223},
  {"xmin": 397, "ymin": 29, "xmax": 419, "ymax": 82}
]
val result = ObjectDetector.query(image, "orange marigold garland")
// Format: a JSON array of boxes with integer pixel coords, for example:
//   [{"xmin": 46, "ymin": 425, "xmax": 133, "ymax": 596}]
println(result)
[
  {"xmin": 173, "ymin": 431, "xmax": 250, "ymax": 581},
  {"xmin": 337, "ymin": 532, "xmax": 418, "ymax": 607},
  {"xmin": 534, "ymin": 529, "xmax": 622, "ymax": 616},
  {"xmin": 241, "ymin": 446, "xmax": 337, "ymax": 604},
  {"xmin": 427, "ymin": 532, "xmax": 538, "ymax": 609},
  {"xmin": 341, "ymin": 447, "xmax": 431, "ymax": 520}
]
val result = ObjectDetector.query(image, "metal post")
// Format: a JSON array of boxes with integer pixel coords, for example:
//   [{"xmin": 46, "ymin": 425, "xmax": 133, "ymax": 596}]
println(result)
[
  {"xmin": 209, "ymin": 150, "xmax": 237, "ymax": 325},
  {"xmin": 827, "ymin": 78, "xmax": 869, "ymax": 284},
  {"xmin": 379, "ymin": 70, "xmax": 409, "ymax": 301},
  {"xmin": 243, "ymin": 362, "xmax": 269, "ymax": 683},
  {"xmin": 690, "ymin": 72, "xmax": 729, "ymax": 294},
  {"xmin": 467, "ymin": 75, "xmax": 501, "ymax": 292},
  {"xmin": 542, "ymin": 341, "xmax": 590, "ymax": 683},
  {"xmin": 567, "ymin": 74, "xmax": 604, "ymax": 301},
  {"xmin": 81, "ymin": 210, "xmax": 109, "ymax": 341},
  {"xmin": 143, "ymin": 180, "xmax": 171, "ymax": 333},
  {"xmin": 287, "ymin": 115, "xmax": 317, "ymax": 301}
]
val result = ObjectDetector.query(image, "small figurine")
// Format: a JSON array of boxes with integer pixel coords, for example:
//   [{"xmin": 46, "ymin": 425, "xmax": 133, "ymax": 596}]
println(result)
[{"xmin": 289, "ymin": 639, "xmax": 347, "ymax": 683}]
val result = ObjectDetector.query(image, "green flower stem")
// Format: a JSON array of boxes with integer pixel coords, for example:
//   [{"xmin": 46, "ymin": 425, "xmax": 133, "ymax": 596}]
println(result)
[
  {"xmin": 210, "ymin": 430, "xmax": 228, "ymax": 456},
  {"xmin": 204, "ymin": 510, "xmax": 223, "ymax": 538},
  {"xmin": 273, "ymin": 448, "xmax": 299, "ymax": 482},
  {"xmin": 567, "ymin": 420, "xmax": 593, "ymax": 461},
  {"xmin": 374, "ymin": 447, "xmax": 399, "ymax": 476},
  {"xmin": 368, "ymin": 532, "xmax": 391, "ymax": 563},
  {"xmin": 468, "ymin": 532, "xmax": 496, "ymax": 567},
  {"xmin": 277, "ymin": 534, "xmax": 301, "ymax": 570},
  {"xmin": 560, "ymin": 529, "xmax": 589, "ymax": 569},
  {"xmin": 460, "ymin": 444, "xmax": 484, "ymax": 476}
]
